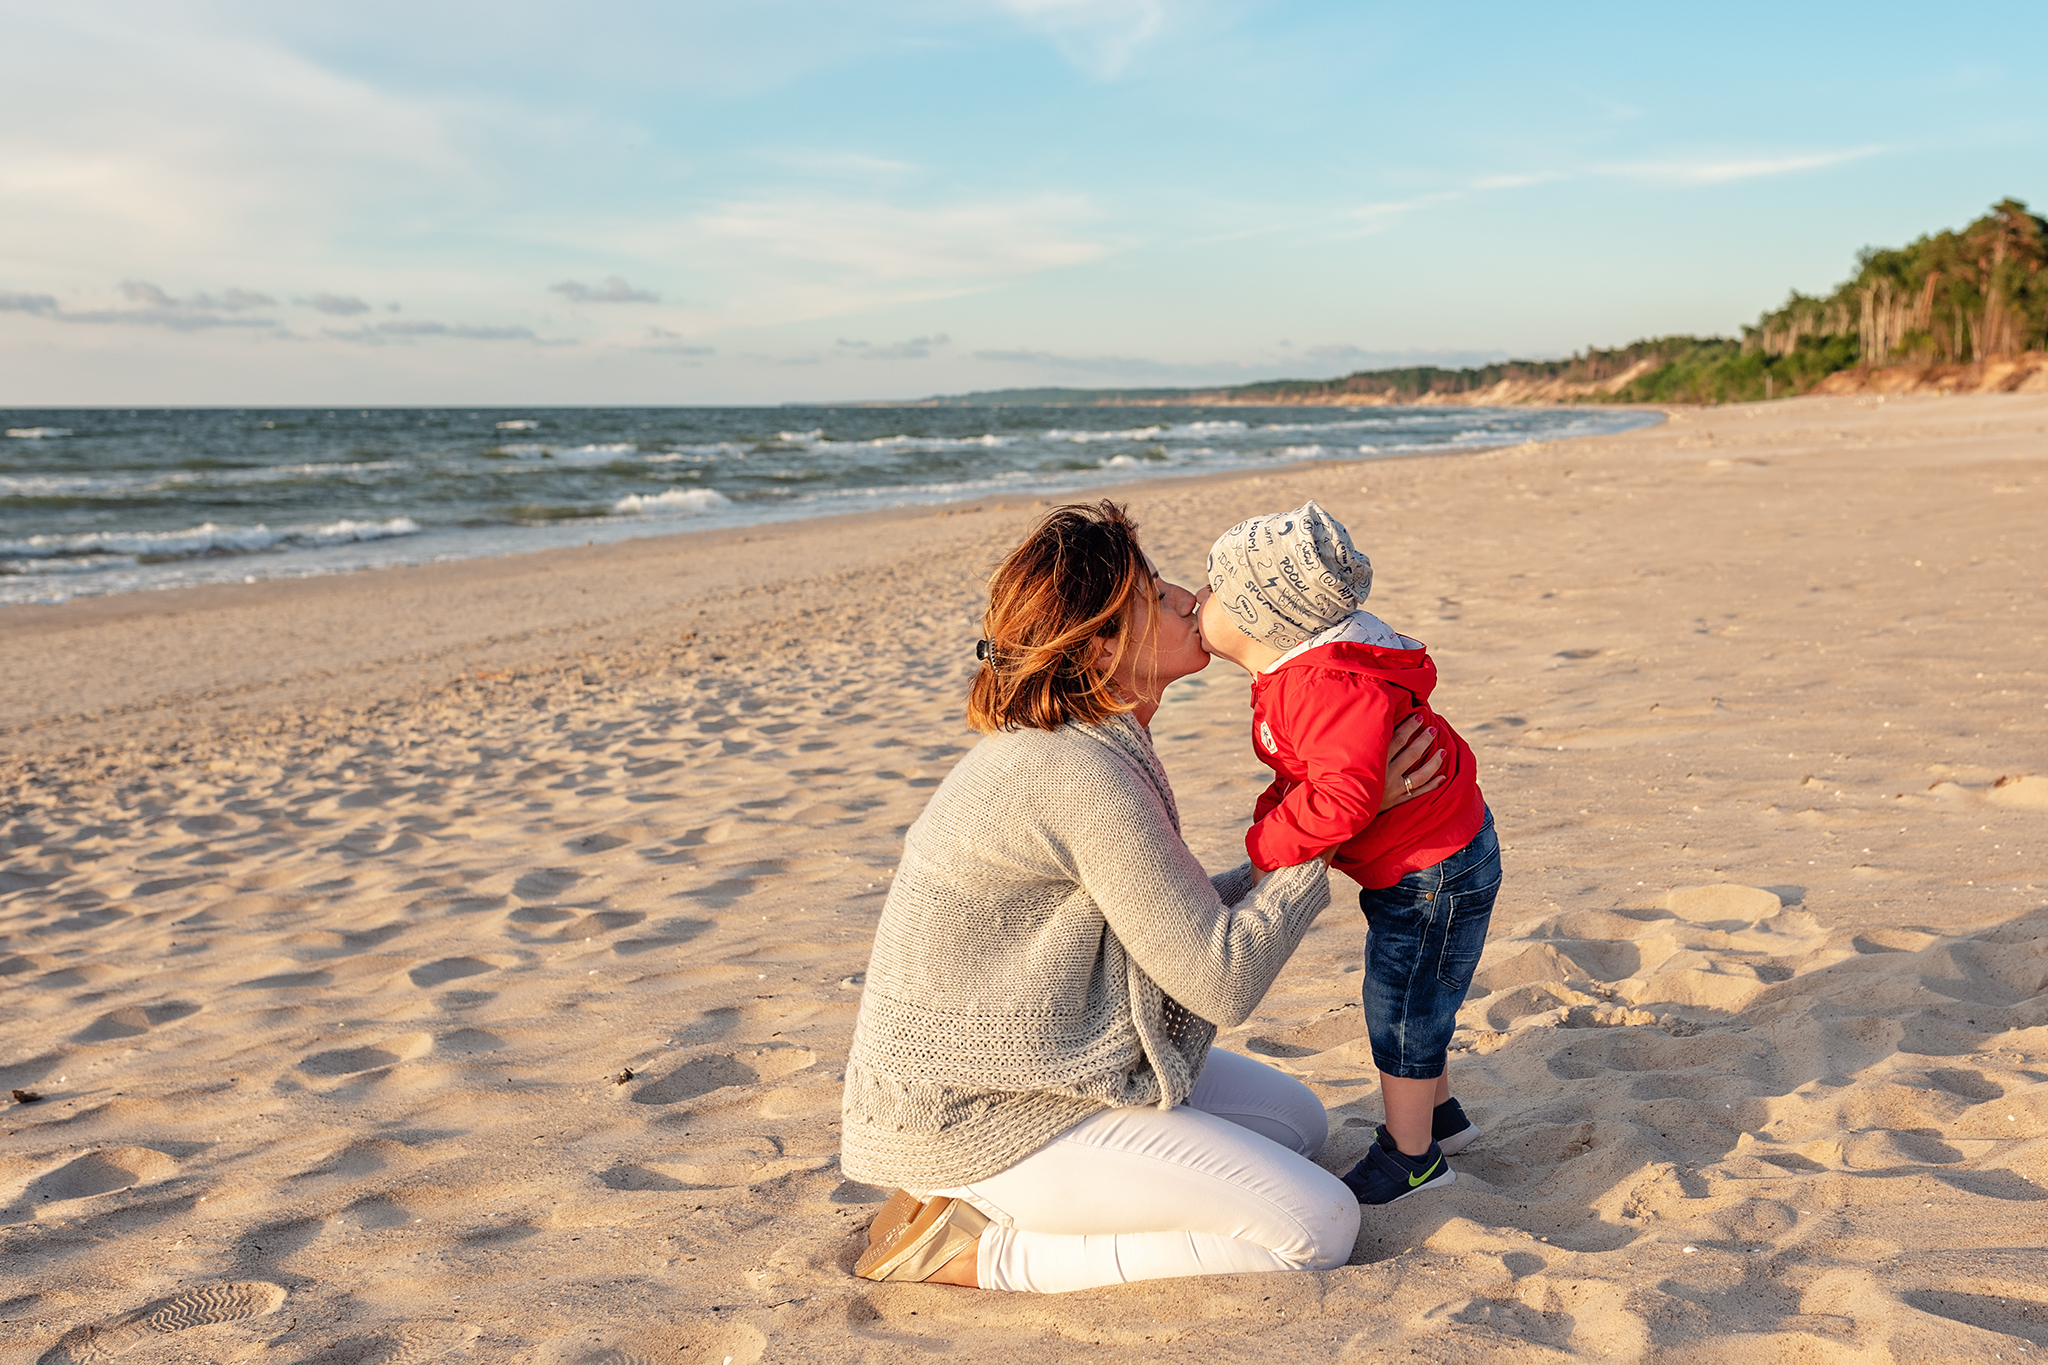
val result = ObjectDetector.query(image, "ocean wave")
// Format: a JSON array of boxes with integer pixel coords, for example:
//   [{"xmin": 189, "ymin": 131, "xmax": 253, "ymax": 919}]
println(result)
[
  {"xmin": 5, "ymin": 426, "xmax": 72, "ymax": 439},
  {"xmin": 646, "ymin": 444, "xmax": 747, "ymax": 462},
  {"xmin": 0, "ymin": 517, "xmax": 423, "ymax": 563},
  {"xmin": 0, "ymin": 460, "xmax": 405, "ymax": 499},
  {"xmin": 494, "ymin": 442, "xmax": 638, "ymax": 464},
  {"xmin": 611, "ymin": 488, "xmax": 734, "ymax": 517},
  {"xmin": 495, "ymin": 419, "xmax": 539, "ymax": 430},
  {"xmin": 1047, "ymin": 419, "xmax": 1249, "ymax": 444},
  {"xmin": 776, "ymin": 431, "xmax": 1021, "ymax": 452},
  {"xmin": 0, "ymin": 553, "xmax": 133, "ymax": 577},
  {"xmin": 1046, "ymin": 425, "xmax": 1165, "ymax": 443}
]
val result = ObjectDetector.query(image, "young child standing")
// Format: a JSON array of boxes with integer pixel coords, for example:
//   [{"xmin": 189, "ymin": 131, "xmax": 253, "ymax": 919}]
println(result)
[{"xmin": 1200, "ymin": 499, "xmax": 1500, "ymax": 1205}]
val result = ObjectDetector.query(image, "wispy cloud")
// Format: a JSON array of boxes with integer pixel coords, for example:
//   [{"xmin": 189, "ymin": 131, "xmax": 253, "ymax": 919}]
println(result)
[
  {"xmin": 1, "ymin": 292, "xmax": 60, "ymax": 316},
  {"xmin": 971, "ymin": 347, "xmax": 1279, "ymax": 383},
  {"xmin": 550, "ymin": 276, "xmax": 660, "ymax": 304},
  {"xmin": 0, "ymin": 280, "xmax": 279, "ymax": 330},
  {"xmin": 299, "ymin": 293, "xmax": 372, "ymax": 315},
  {"xmin": 325, "ymin": 320, "xmax": 548, "ymax": 344},
  {"xmin": 695, "ymin": 193, "xmax": 1107, "ymax": 292},
  {"xmin": 1329, "ymin": 145, "xmax": 1887, "ymax": 239},
  {"xmin": 1603, "ymin": 146, "xmax": 1886, "ymax": 185},
  {"xmin": 1297, "ymin": 343, "xmax": 1512, "ymax": 371},
  {"xmin": 1000, "ymin": 0, "xmax": 1165, "ymax": 78},
  {"xmin": 120, "ymin": 280, "xmax": 275, "ymax": 310},
  {"xmin": 641, "ymin": 326, "xmax": 714, "ymax": 357},
  {"xmin": 837, "ymin": 334, "xmax": 951, "ymax": 360}
]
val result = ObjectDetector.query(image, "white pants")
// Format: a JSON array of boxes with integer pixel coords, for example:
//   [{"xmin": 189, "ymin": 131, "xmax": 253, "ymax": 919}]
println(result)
[{"xmin": 926, "ymin": 1049, "xmax": 1360, "ymax": 1294}]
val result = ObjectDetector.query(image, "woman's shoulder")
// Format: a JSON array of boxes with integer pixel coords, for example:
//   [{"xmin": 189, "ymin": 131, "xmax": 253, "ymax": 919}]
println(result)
[{"xmin": 950, "ymin": 716, "xmax": 1158, "ymax": 795}]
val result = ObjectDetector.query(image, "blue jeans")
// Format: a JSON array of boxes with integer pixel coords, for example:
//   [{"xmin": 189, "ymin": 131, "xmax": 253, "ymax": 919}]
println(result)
[{"xmin": 1358, "ymin": 809, "xmax": 1500, "ymax": 1079}]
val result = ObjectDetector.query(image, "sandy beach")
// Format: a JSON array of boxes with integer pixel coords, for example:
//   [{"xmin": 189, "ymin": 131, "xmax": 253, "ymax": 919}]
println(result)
[{"xmin": 3, "ymin": 392, "xmax": 2045, "ymax": 1363}]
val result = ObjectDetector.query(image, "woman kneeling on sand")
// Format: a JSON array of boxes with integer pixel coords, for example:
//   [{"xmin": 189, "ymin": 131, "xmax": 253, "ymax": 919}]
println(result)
[{"xmin": 841, "ymin": 500, "xmax": 1442, "ymax": 1293}]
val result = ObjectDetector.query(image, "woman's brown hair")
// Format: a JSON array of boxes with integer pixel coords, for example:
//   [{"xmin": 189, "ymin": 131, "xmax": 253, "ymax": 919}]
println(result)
[{"xmin": 966, "ymin": 500, "xmax": 1160, "ymax": 733}]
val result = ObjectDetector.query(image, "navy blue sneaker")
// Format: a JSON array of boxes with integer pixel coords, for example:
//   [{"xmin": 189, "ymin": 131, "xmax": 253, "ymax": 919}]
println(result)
[
  {"xmin": 1434, "ymin": 1097, "xmax": 1479, "ymax": 1156},
  {"xmin": 1342, "ymin": 1128, "xmax": 1456, "ymax": 1205}
]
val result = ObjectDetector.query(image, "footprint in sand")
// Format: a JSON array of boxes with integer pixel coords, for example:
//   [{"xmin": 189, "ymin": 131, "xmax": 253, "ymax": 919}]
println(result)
[
  {"xmin": 407, "ymin": 957, "xmax": 499, "ymax": 988},
  {"xmin": 35, "ymin": 1281, "xmax": 285, "ymax": 1364},
  {"xmin": 300, "ymin": 1045, "xmax": 402, "ymax": 1076},
  {"xmin": 24, "ymin": 1147, "xmax": 178, "ymax": 1204},
  {"xmin": 512, "ymin": 868, "xmax": 583, "ymax": 901},
  {"xmin": 299, "ymin": 1034, "xmax": 432, "ymax": 1077},
  {"xmin": 298, "ymin": 1323, "xmax": 480, "ymax": 1365},
  {"xmin": 553, "ymin": 910, "xmax": 644, "ymax": 940},
  {"xmin": 630, "ymin": 1054, "xmax": 758, "ymax": 1105},
  {"xmin": 72, "ymin": 1001, "xmax": 201, "ymax": 1043}
]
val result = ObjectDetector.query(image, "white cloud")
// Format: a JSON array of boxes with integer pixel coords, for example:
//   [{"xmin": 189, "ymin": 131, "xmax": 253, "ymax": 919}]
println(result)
[
  {"xmin": 693, "ymin": 193, "xmax": 1106, "ymax": 294},
  {"xmin": 0, "ymin": 5, "xmax": 475, "ymax": 276},
  {"xmin": 999, "ymin": 0, "xmax": 1165, "ymax": 77},
  {"xmin": 1602, "ymin": 147, "xmax": 1885, "ymax": 186}
]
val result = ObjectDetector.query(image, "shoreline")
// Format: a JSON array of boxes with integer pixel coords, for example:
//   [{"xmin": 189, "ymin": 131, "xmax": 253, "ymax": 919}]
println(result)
[
  {"xmin": 1, "ymin": 403, "xmax": 1654, "ymax": 612},
  {"xmin": 2, "ymin": 391, "xmax": 2044, "ymax": 1362},
  {"xmin": 2, "ymin": 415, "xmax": 1669, "ymax": 763}
]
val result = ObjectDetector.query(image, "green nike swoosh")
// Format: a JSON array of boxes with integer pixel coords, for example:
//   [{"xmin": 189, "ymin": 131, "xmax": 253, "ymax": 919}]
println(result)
[{"xmin": 1408, "ymin": 1156, "xmax": 1442, "ymax": 1187}]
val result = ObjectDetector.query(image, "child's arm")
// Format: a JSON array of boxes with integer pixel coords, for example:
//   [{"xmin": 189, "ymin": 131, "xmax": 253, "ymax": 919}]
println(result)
[{"xmin": 1246, "ymin": 674, "xmax": 1398, "ymax": 871}]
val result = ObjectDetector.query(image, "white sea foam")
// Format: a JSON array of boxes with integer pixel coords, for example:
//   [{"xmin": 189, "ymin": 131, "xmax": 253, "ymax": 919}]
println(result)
[
  {"xmin": 1047, "ymin": 425, "xmax": 1165, "ymax": 443},
  {"xmin": 645, "ymin": 444, "xmax": 746, "ymax": 462},
  {"xmin": 0, "ymin": 517, "xmax": 422, "ymax": 562},
  {"xmin": 5, "ymin": 427, "xmax": 72, "ymax": 439},
  {"xmin": 495, "ymin": 419, "xmax": 539, "ymax": 430},
  {"xmin": 495, "ymin": 442, "xmax": 637, "ymax": 464},
  {"xmin": 611, "ymin": 488, "xmax": 733, "ymax": 517},
  {"xmin": 0, "ymin": 460, "xmax": 405, "ymax": 500},
  {"xmin": 0, "ymin": 554, "xmax": 132, "ymax": 576},
  {"xmin": 834, "ymin": 433, "xmax": 1017, "ymax": 451},
  {"xmin": 546, "ymin": 443, "xmax": 638, "ymax": 465},
  {"xmin": 775, "ymin": 431, "xmax": 1017, "ymax": 452}
]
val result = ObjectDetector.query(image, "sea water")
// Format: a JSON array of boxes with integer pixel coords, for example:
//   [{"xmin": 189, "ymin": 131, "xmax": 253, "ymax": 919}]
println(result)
[{"xmin": 0, "ymin": 404, "xmax": 1658, "ymax": 605}]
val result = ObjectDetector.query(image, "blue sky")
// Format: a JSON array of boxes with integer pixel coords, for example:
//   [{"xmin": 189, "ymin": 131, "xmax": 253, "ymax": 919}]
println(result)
[{"xmin": 2, "ymin": 0, "xmax": 2042, "ymax": 405}]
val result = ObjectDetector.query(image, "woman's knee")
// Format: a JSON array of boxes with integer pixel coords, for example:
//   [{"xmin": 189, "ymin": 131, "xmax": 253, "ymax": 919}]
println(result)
[
  {"xmin": 1193, "ymin": 1049, "xmax": 1332, "ymax": 1157},
  {"xmin": 1281, "ymin": 1167, "xmax": 1360, "ymax": 1272}
]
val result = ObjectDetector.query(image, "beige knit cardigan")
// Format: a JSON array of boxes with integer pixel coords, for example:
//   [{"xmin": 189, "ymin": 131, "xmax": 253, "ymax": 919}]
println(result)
[{"xmin": 839, "ymin": 712, "xmax": 1332, "ymax": 1192}]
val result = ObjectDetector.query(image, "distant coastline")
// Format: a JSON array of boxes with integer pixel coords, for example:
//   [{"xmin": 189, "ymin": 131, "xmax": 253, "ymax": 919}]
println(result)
[
  {"xmin": 892, "ymin": 349, "xmax": 2048, "ymax": 409},
  {"xmin": 897, "ymin": 198, "xmax": 2048, "ymax": 409}
]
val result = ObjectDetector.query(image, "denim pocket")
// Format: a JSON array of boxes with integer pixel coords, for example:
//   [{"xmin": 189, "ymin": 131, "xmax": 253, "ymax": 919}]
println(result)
[{"xmin": 1433, "ymin": 873, "xmax": 1500, "ymax": 990}]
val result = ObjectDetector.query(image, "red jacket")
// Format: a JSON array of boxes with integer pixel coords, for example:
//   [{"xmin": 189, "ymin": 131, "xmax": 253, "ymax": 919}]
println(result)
[{"xmin": 1245, "ymin": 640, "xmax": 1486, "ymax": 889}]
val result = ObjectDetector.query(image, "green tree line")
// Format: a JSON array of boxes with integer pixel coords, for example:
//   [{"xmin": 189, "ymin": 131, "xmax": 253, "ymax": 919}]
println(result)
[{"xmin": 1285, "ymin": 198, "xmax": 2048, "ymax": 406}]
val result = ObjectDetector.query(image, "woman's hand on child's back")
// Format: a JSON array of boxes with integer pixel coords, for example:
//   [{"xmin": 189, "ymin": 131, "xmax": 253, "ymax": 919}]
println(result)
[{"xmin": 1380, "ymin": 714, "xmax": 1446, "ymax": 811}]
